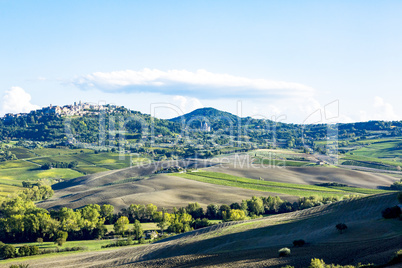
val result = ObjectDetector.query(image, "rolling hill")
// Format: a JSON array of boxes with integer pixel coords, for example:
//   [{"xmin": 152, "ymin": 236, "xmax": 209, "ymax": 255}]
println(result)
[{"xmin": 5, "ymin": 192, "xmax": 401, "ymax": 267}]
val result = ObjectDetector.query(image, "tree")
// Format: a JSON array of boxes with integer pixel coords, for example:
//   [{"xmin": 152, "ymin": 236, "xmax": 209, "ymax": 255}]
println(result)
[
  {"xmin": 18, "ymin": 245, "xmax": 31, "ymax": 256},
  {"xmin": 144, "ymin": 204, "xmax": 157, "ymax": 221},
  {"xmin": 132, "ymin": 220, "xmax": 143, "ymax": 240},
  {"xmin": 55, "ymin": 231, "xmax": 68, "ymax": 246},
  {"xmin": 335, "ymin": 223, "xmax": 347, "ymax": 234},
  {"xmin": 0, "ymin": 244, "xmax": 16, "ymax": 259},
  {"xmin": 227, "ymin": 209, "xmax": 247, "ymax": 221},
  {"xmin": 219, "ymin": 204, "xmax": 230, "ymax": 219},
  {"xmin": 100, "ymin": 204, "xmax": 114, "ymax": 224},
  {"xmin": 206, "ymin": 204, "xmax": 219, "ymax": 219},
  {"xmin": 247, "ymin": 196, "xmax": 264, "ymax": 215},
  {"xmin": 154, "ymin": 209, "xmax": 171, "ymax": 234},
  {"xmin": 114, "ymin": 216, "xmax": 129, "ymax": 235}
]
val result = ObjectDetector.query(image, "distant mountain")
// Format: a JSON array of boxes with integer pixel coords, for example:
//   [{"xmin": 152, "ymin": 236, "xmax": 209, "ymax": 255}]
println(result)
[{"xmin": 170, "ymin": 107, "xmax": 239, "ymax": 123}]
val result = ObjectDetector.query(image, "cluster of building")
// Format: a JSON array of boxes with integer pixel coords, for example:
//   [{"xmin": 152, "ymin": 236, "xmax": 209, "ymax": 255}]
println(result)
[
  {"xmin": 3, "ymin": 101, "xmax": 119, "ymax": 121},
  {"xmin": 200, "ymin": 122, "xmax": 211, "ymax": 132}
]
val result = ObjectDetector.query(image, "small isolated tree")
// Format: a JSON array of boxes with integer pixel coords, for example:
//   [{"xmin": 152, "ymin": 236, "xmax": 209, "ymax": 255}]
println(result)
[
  {"xmin": 382, "ymin": 206, "xmax": 401, "ymax": 219},
  {"xmin": 55, "ymin": 231, "xmax": 68, "ymax": 246},
  {"xmin": 278, "ymin": 247, "xmax": 291, "ymax": 257},
  {"xmin": 336, "ymin": 223, "xmax": 348, "ymax": 234},
  {"xmin": 36, "ymin": 237, "xmax": 43, "ymax": 245},
  {"xmin": 293, "ymin": 239, "xmax": 305, "ymax": 247}
]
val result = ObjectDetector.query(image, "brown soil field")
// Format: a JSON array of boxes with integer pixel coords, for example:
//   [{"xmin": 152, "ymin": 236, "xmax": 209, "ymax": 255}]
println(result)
[
  {"xmin": 206, "ymin": 155, "xmax": 397, "ymax": 189},
  {"xmin": 4, "ymin": 193, "xmax": 401, "ymax": 268},
  {"xmin": 38, "ymin": 159, "xmax": 297, "ymax": 211},
  {"xmin": 37, "ymin": 156, "xmax": 397, "ymax": 212}
]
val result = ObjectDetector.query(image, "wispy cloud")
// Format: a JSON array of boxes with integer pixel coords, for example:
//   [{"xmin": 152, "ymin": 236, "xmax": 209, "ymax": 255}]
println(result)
[
  {"xmin": 72, "ymin": 69, "xmax": 314, "ymax": 99},
  {"xmin": 0, "ymin": 87, "xmax": 40, "ymax": 116},
  {"xmin": 359, "ymin": 96, "xmax": 399, "ymax": 121}
]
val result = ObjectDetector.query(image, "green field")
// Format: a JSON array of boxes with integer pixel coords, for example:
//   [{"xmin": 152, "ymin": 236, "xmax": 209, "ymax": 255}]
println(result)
[
  {"xmin": 347, "ymin": 139, "xmax": 402, "ymax": 159},
  {"xmin": 8, "ymin": 147, "xmax": 36, "ymax": 158},
  {"xmin": 0, "ymin": 167, "xmax": 83, "ymax": 185},
  {"xmin": 0, "ymin": 147, "xmax": 151, "ymax": 195},
  {"xmin": 256, "ymin": 158, "xmax": 314, "ymax": 167},
  {"xmin": 342, "ymin": 155, "xmax": 402, "ymax": 168},
  {"xmin": 171, "ymin": 171, "xmax": 388, "ymax": 198},
  {"xmin": 0, "ymin": 160, "xmax": 38, "ymax": 169},
  {"xmin": 73, "ymin": 166, "xmax": 111, "ymax": 174},
  {"xmin": 31, "ymin": 148, "xmax": 94, "ymax": 156}
]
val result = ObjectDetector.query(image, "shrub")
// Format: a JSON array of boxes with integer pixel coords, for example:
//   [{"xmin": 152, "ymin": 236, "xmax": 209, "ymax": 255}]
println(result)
[
  {"xmin": 1, "ymin": 245, "xmax": 16, "ymax": 259},
  {"xmin": 381, "ymin": 206, "xmax": 401, "ymax": 219},
  {"xmin": 9, "ymin": 265, "xmax": 29, "ymax": 268},
  {"xmin": 388, "ymin": 249, "xmax": 402, "ymax": 266},
  {"xmin": 278, "ymin": 247, "xmax": 291, "ymax": 257},
  {"xmin": 309, "ymin": 258, "xmax": 325, "ymax": 268},
  {"xmin": 336, "ymin": 223, "xmax": 348, "ymax": 234},
  {"xmin": 293, "ymin": 239, "xmax": 305, "ymax": 247},
  {"xmin": 18, "ymin": 245, "xmax": 30, "ymax": 257},
  {"xmin": 398, "ymin": 192, "xmax": 402, "ymax": 204}
]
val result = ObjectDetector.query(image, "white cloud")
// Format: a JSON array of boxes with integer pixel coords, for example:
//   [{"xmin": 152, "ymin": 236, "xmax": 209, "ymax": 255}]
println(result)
[
  {"xmin": 359, "ymin": 96, "xmax": 399, "ymax": 121},
  {"xmin": 72, "ymin": 68, "xmax": 314, "ymax": 99},
  {"xmin": 0, "ymin": 87, "xmax": 40, "ymax": 116},
  {"xmin": 173, "ymin": 95, "xmax": 203, "ymax": 114}
]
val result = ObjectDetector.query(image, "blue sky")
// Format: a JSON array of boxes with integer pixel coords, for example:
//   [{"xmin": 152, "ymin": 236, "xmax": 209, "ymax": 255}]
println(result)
[{"xmin": 0, "ymin": 0, "xmax": 401, "ymax": 123}]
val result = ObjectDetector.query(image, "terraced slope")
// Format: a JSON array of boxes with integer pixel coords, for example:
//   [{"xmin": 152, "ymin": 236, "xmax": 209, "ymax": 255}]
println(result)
[{"xmin": 7, "ymin": 193, "xmax": 401, "ymax": 268}]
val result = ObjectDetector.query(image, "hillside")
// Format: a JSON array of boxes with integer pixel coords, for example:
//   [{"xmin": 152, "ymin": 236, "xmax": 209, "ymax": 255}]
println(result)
[
  {"xmin": 4, "ymin": 192, "xmax": 401, "ymax": 267},
  {"xmin": 37, "ymin": 159, "xmax": 300, "ymax": 211},
  {"xmin": 170, "ymin": 107, "xmax": 240, "ymax": 123}
]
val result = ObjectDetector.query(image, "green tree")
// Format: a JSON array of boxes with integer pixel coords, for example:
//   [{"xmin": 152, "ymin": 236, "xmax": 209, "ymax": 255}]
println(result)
[
  {"xmin": 114, "ymin": 216, "xmax": 129, "ymax": 235},
  {"xmin": 206, "ymin": 204, "xmax": 219, "ymax": 219},
  {"xmin": 100, "ymin": 204, "xmax": 114, "ymax": 224},
  {"xmin": 54, "ymin": 231, "xmax": 68, "ymax": 246},
  {"xmin": 247, "ymin": 196, "xmax": 264, "ymax": 215},
  {"xmin": 227, "ymin": 209, "xmax": 247, "ymax": 221},
  {"xmin": 132, "ymin": 220, "xmax": 143, "ymax": 240},
  {"xmin": 154, "ymin": 209, "xmax": 171, "ymax": 234}
]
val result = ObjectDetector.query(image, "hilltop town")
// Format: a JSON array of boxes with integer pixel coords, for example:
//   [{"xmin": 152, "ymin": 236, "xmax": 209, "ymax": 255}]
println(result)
[{"xmin": 3, "ymin": 101, "xmax": 120, "ymax": 120}]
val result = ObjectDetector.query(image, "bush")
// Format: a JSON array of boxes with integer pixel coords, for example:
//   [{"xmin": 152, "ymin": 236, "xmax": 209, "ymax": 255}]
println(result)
[
  {"xmin": 398, "ymin": 192, "xmax": 402, "ymax": 204},
  {"xmin": 1, "ymin": 245, "xmax": 16, "ymax": 259},
  {"xmin": 278, "ymin": 247, "xmax": 291, "ymax": 257},
  {"xmin": 18, "ymin": 245, "xmax": 30, "ymax": 257},
  {"xmin": 9, "ymin": 265, "xmax": 29, "ymax": 268},
  {"xmin": 388, "ymin": 249, "xmax": 402, "ymax": 266},
  {"xmin": 382, "ymin": 206, "xmax": 401, "ymax": 219},
  {"xmin": 293, "ymin": 239, "xmax": 305, "ymax": 247},
  {"xmin": 336, "ymin": 223, "xmax": 348, "ymax": 234}
]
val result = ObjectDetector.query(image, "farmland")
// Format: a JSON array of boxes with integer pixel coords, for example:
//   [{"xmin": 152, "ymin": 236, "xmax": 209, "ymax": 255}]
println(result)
[
  {"xmin": 171, "ymin": 171, "xmax": 389, "ymax": 198},
  {"xmin": 3, "ymin": 192, "xmax": 400, "ymax": 268},
  {"xmin": 0, "ymin": 147, "xmax": 149, "ymax": 195}
]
